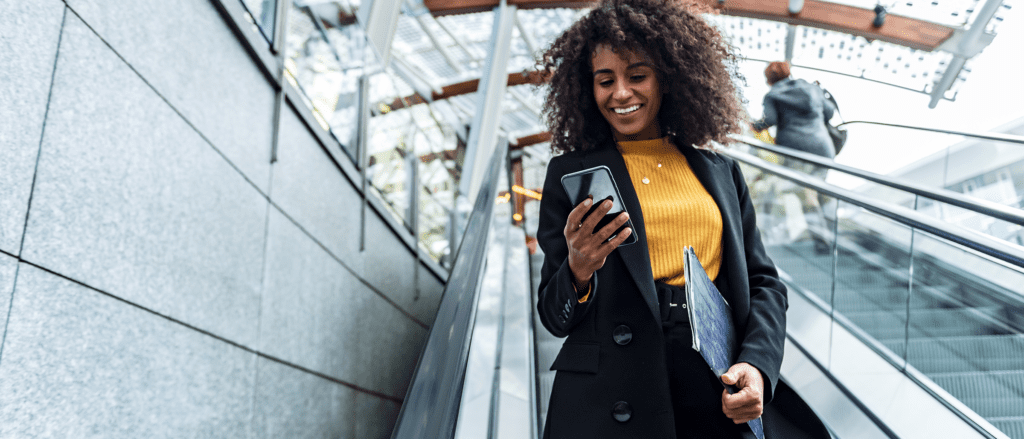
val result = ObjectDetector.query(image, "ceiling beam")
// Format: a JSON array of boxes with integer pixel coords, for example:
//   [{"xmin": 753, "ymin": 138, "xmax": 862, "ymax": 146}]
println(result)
[
  {"xmin": 377, "ymin": 70, "xmax": 546, "ymax": 114},
  {"xmin": 424, "ymin": 0, "xmax": 595, "ymax": 16},
  {"xmin": 703, "ymin": 0, "xmax": 954, "ymax": 51},
  {"xmin": 422, "ymin": 0, "xmax": 954, "ymax": 51},
  {"xmin": 510, "ymin": 131, "xmax": 551, "ymax": 149}
]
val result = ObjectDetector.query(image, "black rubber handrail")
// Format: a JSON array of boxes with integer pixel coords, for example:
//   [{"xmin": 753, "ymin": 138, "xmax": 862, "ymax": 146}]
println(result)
[
  {"xmin": 732, "ymin": 135, "xmax": 1024, "ymax": 228},
  {"xmin": 836, "ymin": 120, "xmax": 1024, "ymax": 145},
  {"xmin": 390, "ymin": 142, "xmax": 509, "ymax": 439},
  {"xmin": 720, "ymin": 148, "xmax": 1024, "ymax": 270}
]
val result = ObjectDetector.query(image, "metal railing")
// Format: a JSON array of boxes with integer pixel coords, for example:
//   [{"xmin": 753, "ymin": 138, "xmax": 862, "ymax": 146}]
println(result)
[
  {"xmin": 390, "ymin": 143, "xmax": 509, "ymax": 439},
  {"xmin": 722, "ymin": 147, "xmax": 1023, "ymax": 439},
  {"xmin": 836, "ymin": 121, "xmax": 1024, "ymax": 146},
  {"xmin": 733, "ymin": 135, "xmax": 1024, "ymax": 228}
]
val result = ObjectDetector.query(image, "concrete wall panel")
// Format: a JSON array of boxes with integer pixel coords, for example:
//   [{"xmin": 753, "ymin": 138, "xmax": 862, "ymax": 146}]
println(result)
[
  {"xmin": 363, "ymin": 214, "xmax": 421, "ymax": 319},
  {"xmin": 272, "ymin": 108, "xmax": 363, "ymax": 274},
  {"xmin": 253, "ymin": 357, "xmax": 357, "ymax": 439},
  {"xmin": 0, "ymin": 0, "xmax": 65, "ymax": 255},
  {"xmin": 416, "ymin": 263, "xmax": 446, "ymax": 322},
  {"xmin": 64, "ymin": 0, "xmax": 274, "ymax": 190},
  {"xmin": 260, "ymin": 208, "xmax": 426, "ymax": 398},
  {"xmin": 355, "ymin": 393, "xmax": 402, "ymax": 439},
  {"xmin": 20, "ymin": 15, "xmax": 268, "ymax": 346},
  {"xmin": 0, "ymin": 264, "xmax": 255, "ymax": 438}
]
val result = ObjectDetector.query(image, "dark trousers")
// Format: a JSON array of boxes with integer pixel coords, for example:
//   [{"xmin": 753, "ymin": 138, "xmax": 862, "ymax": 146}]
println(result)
[{"xmin": 658, "ymin": 282, "xmax": 747, "ymax": 439}]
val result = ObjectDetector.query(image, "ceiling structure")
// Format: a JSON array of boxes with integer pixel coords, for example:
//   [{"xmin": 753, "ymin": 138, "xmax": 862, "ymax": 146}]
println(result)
[{"xmin": 286, "ymin": 0, "xmax": 1015, "ymax": 238}]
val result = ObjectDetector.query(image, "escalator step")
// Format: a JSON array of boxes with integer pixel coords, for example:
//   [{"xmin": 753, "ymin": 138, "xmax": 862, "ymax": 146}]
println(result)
[
  {"xmin": 927, "ymin": 371, "xmax": 1024, "ymax": 417},
  {"xmin": 843, "ymin": 307, "xmax": 1010, "ymax": 343},
  {"xmin": 990, "ymin": 418, "xmax": 1024, "ymax": 439},
  {"xmin": 884, "ymin": 335, "xmax": 1024, "ymax": 374}
]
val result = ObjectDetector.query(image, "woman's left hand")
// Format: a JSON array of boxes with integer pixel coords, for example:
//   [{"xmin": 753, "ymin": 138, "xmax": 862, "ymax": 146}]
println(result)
[{"xmin": 721, "ymin": 362, "xmax": 765, "ymax": 423}]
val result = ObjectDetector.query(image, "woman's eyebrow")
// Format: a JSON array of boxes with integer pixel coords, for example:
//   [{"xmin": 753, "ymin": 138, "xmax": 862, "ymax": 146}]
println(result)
[
  {"xmin": 593, "ymin": 62, "xmax": 652, "ymax": 77},
  {"xmin": 592, "ymin": 62, "xmax": 653, "ymax": 76}
]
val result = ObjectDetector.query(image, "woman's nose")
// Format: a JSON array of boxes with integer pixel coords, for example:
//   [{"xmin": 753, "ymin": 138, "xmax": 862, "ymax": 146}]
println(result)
[{"xmin": 613, "ymin": 85, "xmax": 631, "ymax": 101}]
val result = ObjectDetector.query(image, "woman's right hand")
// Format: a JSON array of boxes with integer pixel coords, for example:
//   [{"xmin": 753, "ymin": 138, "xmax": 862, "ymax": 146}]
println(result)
[{"xmin": 563, "ymin": 197, "xmax": 633, "ymax": 286}]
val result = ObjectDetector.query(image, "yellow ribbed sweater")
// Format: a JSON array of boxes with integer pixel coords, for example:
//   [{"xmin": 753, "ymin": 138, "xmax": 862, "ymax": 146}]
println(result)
[{"xmin": 617, "ymin": 137, "xmax": 723, "ymax": 285}]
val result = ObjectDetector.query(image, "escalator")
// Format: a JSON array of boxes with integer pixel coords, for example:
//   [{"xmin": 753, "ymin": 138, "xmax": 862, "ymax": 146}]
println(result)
[
  {"xmin": 388, "ymin": 135, "xmax": 1024, "ymax": 439},
  {"xmin": 731, "ymin": 138, "xmax": 1024, "ymax": 439}
]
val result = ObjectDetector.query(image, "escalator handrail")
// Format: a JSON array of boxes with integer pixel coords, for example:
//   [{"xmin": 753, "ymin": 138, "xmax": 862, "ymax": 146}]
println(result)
[
  {"xmin": 721, "ymin": 148, "xmax": 1024, "ymax": 270},
  {"xmin": 835, "ymin": 120, "xmax": 1024, "ymax": 146},
  {"xmin": 733, "ymin": 150, "xmax": 1021, "ymax": 438},
  {"xmin": 732, "ymin": 135, "xmax": 1024, "ymax": 228},
  {"xmin": 389, "ymin": 143, "xmax": 509, "ymax": 439}
]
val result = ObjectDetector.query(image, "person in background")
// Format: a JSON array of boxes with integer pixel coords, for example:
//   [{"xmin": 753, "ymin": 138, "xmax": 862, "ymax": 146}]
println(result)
[
  {"xmin": 753, "ymin": 61, "xmax": 838, "ymax": 252},
  {"xmin": 753, "ymin": 61, "xmax": 837, "ymax": 166}
]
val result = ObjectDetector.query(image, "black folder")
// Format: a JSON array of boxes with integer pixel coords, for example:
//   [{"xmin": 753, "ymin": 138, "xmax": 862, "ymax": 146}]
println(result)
[{"xmin": 684, "ymin": 246, "xmax": 765, "ymax": 439}]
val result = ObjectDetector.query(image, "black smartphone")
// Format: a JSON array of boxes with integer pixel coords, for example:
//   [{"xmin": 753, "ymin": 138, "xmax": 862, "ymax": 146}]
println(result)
[{"xmin": 560, "ymin": 166, "xmax": 637, "ymax": 246}]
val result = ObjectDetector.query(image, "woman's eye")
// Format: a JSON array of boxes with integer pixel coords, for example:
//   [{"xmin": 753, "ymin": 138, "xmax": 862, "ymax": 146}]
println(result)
[
  {"xmin": 631, "ymin": 75, "xmax": 646, "ymax": 82},
  {"xmin": 599, "ymin": 80, "xmax": 613, "ymax": 87}
]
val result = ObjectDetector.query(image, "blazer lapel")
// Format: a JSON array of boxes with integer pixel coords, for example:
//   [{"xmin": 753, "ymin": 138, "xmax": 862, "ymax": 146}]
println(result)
[
  {"xmin": 583, "ymin": 144, "xmax": 661, "ymax": 326},
  {"xmin": 680, "ymin": 147, "xmax": 741, "ymax": 299}
]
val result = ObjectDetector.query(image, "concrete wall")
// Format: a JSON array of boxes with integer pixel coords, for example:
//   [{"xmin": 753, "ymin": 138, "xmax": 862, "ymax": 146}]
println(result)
[{"xmin": 0, "ymin": 1, "xmax": 446, "ymax": 437}]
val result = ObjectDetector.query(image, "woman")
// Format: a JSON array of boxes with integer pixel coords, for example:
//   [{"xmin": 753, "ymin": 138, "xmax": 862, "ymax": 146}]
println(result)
[
  {"xmin": 535, "ymin": 1, "xmax": 821, "ymax": 438},
  {"xmin": 753, "ymin": 61, "xmax": 837, "ymax": 162}
]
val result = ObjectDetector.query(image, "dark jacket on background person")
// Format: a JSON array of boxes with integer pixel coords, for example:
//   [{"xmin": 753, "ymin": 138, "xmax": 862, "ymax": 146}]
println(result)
[
  {"xmin": 753, "ymin": 78, "xmax": 837, "ymax": 159},
  {"xmin": 536, "ymin": 142, "xmax": 789, "ymax": 439}
]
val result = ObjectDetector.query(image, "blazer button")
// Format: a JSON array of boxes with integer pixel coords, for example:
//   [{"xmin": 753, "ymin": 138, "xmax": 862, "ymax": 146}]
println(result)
[
  {"xmin": 612, "ymin": 325, "xmax": 632, "ymax": 346},
  {"xmin": 611, "ymin": 401, "xmax": 631, "ymax": 422}
]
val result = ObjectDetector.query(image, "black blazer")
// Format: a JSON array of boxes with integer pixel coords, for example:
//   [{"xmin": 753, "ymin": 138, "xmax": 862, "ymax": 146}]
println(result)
[{"xmin": 536, "ymin": 142, "xmax": 788, "ymax": 439}]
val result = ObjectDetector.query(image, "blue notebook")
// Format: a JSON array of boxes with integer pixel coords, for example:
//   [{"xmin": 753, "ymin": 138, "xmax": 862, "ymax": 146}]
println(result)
[{"xmin": 684, "ymin": 246, "xmax": 765, "ymax": 439}]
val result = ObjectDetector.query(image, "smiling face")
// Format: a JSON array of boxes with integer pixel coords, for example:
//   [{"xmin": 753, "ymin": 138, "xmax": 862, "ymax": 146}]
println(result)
[{"xmin": 592, "ymin": 44, "xmax": 663, "ymax": 142}]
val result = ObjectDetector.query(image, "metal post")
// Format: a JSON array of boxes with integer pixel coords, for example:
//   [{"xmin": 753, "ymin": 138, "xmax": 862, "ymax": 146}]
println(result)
[
  {"xmin": 784, "ymin": 24, "xmax": 797, "ymax": 63},
  {"xmin": 268, "ymin": 1, "xmax": 290, "ymax": 163},
  {"xmin": 928, "ymin": 0, "xmax": 1004, "ymax": 108},
  {"xmin": 408, "ymin": 139, "xmax": 422, "ymax": 300},
  {"xmin": 359, "ymin": 73, "xmax": 372, "ymax": 252},
  {"xmin": 459, "ymin": 1, "xmax": 516, "ymax": 204},
  {"xmin": 406, "ymin": 129, "xmax": 420, "ymax": 229},
  {"xmin": 270, "ymin": 0, "xmax": 288, "ymax": 54},
  {"xmin": 903, "ymin": 196, "xmax": 920, "ymax": 370},
  {"xmin": 357, "ymin": 0, "xmax": 404, "ymax": 67}
]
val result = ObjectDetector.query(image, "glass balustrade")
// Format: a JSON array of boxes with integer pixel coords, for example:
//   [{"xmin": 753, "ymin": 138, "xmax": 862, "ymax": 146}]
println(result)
[{"xmin": 739, "ymin": 157, "xmax": 1024, "ymax": 439}]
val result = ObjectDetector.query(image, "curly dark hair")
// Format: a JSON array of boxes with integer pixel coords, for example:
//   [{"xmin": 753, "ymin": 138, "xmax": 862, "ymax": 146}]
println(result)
[{"xmin": 539, "ymin": 0, "xmax": 745, "ymax": 153}]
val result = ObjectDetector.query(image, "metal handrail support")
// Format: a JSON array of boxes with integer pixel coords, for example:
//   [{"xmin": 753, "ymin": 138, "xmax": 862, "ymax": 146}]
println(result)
[
  {"xmin": 834, "ymin": 121, "xmax": 1024, "ymax": 145},
  {"xmin": 732, "ymin": 135, "xmax": 1024, "ymax": 227},
  {"xmin": 720, "ymin": 148, "xmax": 1024, "ymax": 269},
  {"xmin": 390, "ymin": 142, "xmax": 509, "ymax": 439},
  {"xmin": 726, "ymin": 149, "xmax": 1022, "ymax": 439}
]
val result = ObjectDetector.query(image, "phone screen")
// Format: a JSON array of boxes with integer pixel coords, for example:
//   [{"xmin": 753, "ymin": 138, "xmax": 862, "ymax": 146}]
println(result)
[
  {"xmin": 562, "ymin": 168, "xmax": 624, "ymax": 215},
  {"xmin": 561, "ymin": 167, "xmax": 636, "ymax": 246}
]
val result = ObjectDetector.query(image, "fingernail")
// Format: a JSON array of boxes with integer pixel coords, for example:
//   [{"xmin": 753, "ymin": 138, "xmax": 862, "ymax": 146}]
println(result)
[
  {"xmin": 584, "ymin": 198, "xmax": 592, "ymax": 207},
  {"xmin": 622, "ymin": 213, "xmax": 629, "ymax": 220}
]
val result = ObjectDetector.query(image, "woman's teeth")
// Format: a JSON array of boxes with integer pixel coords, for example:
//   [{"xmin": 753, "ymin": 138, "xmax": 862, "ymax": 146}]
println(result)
[{"xmin": 614, "ymin": 104, "xmax": 641, "ymax": 115}]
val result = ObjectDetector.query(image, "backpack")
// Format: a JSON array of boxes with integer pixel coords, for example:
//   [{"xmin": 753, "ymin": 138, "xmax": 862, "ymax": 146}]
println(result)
[{"xmin": 820, "ymin": 86, "xmax": 848, "ymax": 155}]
